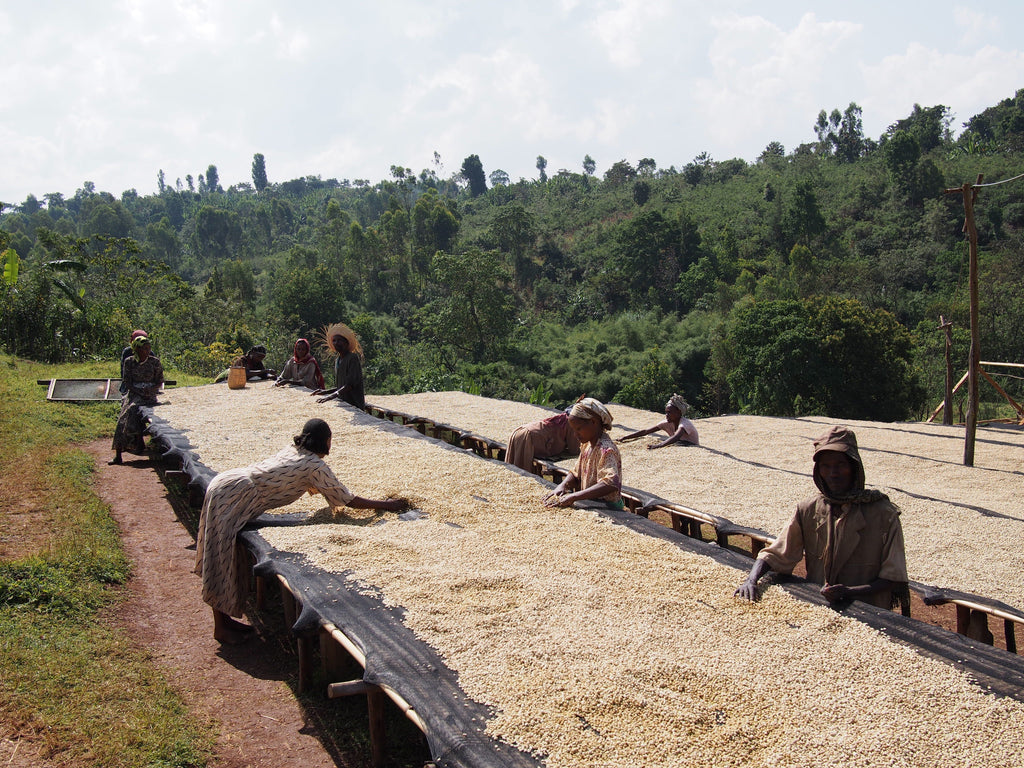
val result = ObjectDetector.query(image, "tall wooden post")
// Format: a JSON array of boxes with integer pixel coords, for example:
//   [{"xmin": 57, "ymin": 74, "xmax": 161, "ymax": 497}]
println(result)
[
  {"xmin": 939, "ymin": 316, "xmax": 953, "ymax": 426},
  {"xmin": 963, "ymin": 176, "xmax": 982, "ymax": 466},
  {"xmin": 944, "ymin": 175, "xmax": 983, "ymax": 466}
]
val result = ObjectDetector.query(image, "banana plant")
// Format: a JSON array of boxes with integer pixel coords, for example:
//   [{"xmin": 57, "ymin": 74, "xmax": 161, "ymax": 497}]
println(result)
[{"xmin": 1, "ymin": 248, "xmax": 17, "ymax": 287}]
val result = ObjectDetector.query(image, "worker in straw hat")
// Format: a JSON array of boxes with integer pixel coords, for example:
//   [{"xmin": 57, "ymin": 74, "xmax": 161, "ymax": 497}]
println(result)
[
  {"xmin": 616, "ymin": 393, "xmax": 700, "ymax": 449},
  {"xmin": 313, "ymin": 322, "xmax": 365, "ymax": 409}
]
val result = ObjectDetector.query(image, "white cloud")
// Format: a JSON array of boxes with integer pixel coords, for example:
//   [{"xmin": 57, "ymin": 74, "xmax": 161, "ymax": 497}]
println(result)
[
  {"xmin": 862, "ymin": 43, "xmax": 1024, "ymax": 134},
  {"xmin": 953, "ymin": 6, "xmax": 1000, "ymax": 49},
  {"xmin": 268, "ymin": 15, "xmax": 310, "ymax": 61},
  {"xmin": 693, "ymin": 12, "xmax": 862, "ymax": 153},
  {"xmin": 587, "ymin": 0, "xmax": 672, "ymax": 68}
]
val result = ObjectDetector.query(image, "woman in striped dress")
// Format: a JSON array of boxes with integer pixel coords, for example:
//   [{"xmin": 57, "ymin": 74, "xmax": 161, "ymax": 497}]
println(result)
[{"xmin": 195, "ymin": 418, "xmax": 408, "ymax": 644}]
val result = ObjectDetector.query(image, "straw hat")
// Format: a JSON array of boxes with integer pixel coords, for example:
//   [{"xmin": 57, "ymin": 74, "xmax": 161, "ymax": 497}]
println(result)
[{"xmin": 319, "ymin": 322, "xmax": 363, "ymax": 359}]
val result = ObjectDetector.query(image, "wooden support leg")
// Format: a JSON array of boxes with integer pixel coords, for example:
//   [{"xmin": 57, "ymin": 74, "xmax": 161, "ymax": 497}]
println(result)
[
  {"xmin": 367, "ymin": 687, "xmax": 387, "ymax": 767},
  {"xmin": 255, "ymin": 575, "xmax": 266, "ymax": 609},
  {"xmin": 716, "ymin": 530, "xmax": 729, "ymax": 548},
  {"xmin": 320, "ymin": 627, "xmax": 362, "ymax": 680},
  {"xmin": 965, "ymin": 609, "xmax": 994, "ymax": 645},
  {"xmin": 751, "ymin": 539, "xmax": 765, "ymax": 557},
  {"xmin": 1004, "ymin": 620, "xmax": 1017, "ymax": 655},
  {"xmin": 297, "ymin": 634, "xmax": 315, "ymax": 693},
  {"xmin": 956, "ymin": 604, "xmax": 970, "ymax": 636},
  {"xmin": 280, "ymin": 583, "xmax": 298, "ymax": 629},
  {"xmin": 328, "ymin": 681, "xmax": 388, "ymax": 767}
]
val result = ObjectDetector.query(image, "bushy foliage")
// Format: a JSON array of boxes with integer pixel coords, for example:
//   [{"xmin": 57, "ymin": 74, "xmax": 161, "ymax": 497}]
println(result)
[
  {"xmin": 4, "ymin": 92, "xmax": 1024, "ymax": 420},
  {"xmin": 726, "ymin": 297, "xmax": 925, "ymax": 419}
]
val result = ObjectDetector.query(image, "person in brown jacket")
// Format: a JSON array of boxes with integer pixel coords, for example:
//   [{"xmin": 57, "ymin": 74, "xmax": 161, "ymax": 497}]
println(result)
[{"xmin": 734, "ymin": 425, "xmax": 908, "ymax": 610}]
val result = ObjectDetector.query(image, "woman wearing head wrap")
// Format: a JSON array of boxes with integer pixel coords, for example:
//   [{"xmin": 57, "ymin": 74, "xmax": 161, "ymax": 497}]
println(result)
[
  {"xmin": 312, "ymin": 322, "xmax": 365, "ymax": 409},
  {"xmin": 214, "ymin": 345, "xmax": 277, "ymax": 383},
  {"xmin": 119, "ymin": 329, "xmax": 149, "ymax": 379},
  {"xmin": 194, "ymin": 418, "xmax": 410, "ymax": 644},
  {"xmin": 617, "ymin": 393, "xmax": 700, "ymax": 449},
  {"xmin": 274, "ymin": 338, "xmax": 325, "ymax": 390},
  {"xmin": 111, "ymin": 334, "xmax": 163, "ymax": 464},
  {"xmin": 543, "ymin": 397, "xmax": 623, "ymax": 509},
  {"xmin": 735, "ymin": 425, "xmax": 908, "ymax": 610}
]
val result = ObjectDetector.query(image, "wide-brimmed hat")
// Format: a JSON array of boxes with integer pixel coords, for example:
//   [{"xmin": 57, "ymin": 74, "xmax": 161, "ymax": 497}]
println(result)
[{"xmin": 319, "ymin": 322, "xmax": 363, "ymax": 359}]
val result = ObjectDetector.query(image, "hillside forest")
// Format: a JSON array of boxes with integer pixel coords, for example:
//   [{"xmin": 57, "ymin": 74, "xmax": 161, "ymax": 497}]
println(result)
[{"xmin": 3, "ymin": 91, "xmax": 1024, "ymax": 421}]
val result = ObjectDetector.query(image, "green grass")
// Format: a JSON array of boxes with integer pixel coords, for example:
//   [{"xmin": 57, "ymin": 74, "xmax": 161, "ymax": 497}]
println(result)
[{"xmin": 0, "ymin": 355, "xmax": 216, "ymax": 767}]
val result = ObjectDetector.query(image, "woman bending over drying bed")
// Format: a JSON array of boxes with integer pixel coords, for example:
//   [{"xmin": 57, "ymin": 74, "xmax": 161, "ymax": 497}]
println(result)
[
  {"xmin": 617, "ymin": 393, "xmax": 699, "ymax": 449},
  {"xmin": 195, "ymin": 418, "xmax": 410, "ymax": 644},
  {"xmin": 543, "ymin": 397, "xmax": 623, "ymax": 510}
]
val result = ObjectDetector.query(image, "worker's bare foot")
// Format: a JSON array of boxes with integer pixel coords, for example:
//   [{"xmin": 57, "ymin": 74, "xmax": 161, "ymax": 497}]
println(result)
[
  {"xmin": 214, "ymin": 626, "xmax": 252, "ymax": 645},
  {"xmin": 213, "ymin": 610, "xmax": 255, "ymax": 644}
]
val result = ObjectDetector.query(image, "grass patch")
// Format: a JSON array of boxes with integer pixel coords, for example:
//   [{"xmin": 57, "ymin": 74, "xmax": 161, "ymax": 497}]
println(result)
[{"xmin": 0, "ymin": 355, "xmax": 215, "ymax": 767}]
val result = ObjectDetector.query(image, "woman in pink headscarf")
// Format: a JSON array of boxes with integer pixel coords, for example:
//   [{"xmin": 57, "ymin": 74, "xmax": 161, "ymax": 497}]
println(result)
[{"xmin": 274, "ymin": 338, "xmax": 324, "ymax": 390}]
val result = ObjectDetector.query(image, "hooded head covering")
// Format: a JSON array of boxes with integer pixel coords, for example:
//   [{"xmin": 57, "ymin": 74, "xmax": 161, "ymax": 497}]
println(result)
[
  {"xmin": 569, "ymin": 397, "xmax": 613, "ymax": 430},
  {"xmin": 294, "ymin": 418, "xmax": 332, "ymax": 455},
  {"xmin": 321, "ymin": 322, "xmax": 363, "ymax": 359},
  {"xmin": 666, "ymin": 394, "xmax": 689, "ymax": 416},
  {"xmin": 812, "ymin": 425, "xmax": 880, "ymax": 501}
]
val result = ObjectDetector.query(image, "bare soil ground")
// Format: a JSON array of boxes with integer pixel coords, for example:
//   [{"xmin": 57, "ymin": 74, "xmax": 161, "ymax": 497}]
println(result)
[{"xmin": 83, "ymin": 441, "xmax": 358, "ymax": 768}]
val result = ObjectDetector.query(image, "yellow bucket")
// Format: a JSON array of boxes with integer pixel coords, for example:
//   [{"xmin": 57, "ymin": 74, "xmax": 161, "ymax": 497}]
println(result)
[{"xmin": 227, "ymin": 366, "xmax": 247, "ymax": 389}]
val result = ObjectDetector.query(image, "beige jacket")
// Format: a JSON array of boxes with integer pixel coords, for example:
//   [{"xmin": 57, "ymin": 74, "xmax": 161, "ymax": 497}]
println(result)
[{"xmin": 757, "ymin": 425, "xmax": 908, "ymax": 609}]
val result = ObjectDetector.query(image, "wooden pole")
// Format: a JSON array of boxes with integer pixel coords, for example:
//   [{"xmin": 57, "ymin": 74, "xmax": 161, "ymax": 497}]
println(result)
[
  {"xmin": 939, "ymin": 315, "xmax": 954, "ymax": 426},
  {"xmin": 944, "ymin": 175, "xmax": 983, "ymax": 466},
  {"xmin": 964, "ymin": 175, "xmax": 982, "ymax": 466}
]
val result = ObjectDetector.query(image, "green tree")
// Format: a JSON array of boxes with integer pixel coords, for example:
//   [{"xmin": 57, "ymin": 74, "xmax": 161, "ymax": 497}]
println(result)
[
  {"xmin": 460, "ymin": 154, "xmax": 487, "ymax": 197},
  {"xmin": 583, "ymin": 155, "xmax": 596, "ymax": 176},
  {"xmin": 205, "ymin": 164, "xmax": 220, "ymax": 193},
  {"xmin": 418, "ymin": 248, "xmax": 515, "ymax": 361},
  {"xmin": 614, "ymin": 349, "xmax": 674, "ymax": 411},
  {"xmin": 536, "ymin": 155, "xmax": 548, "ymax": 183},
  {"xmin": 194, "ymin": 206, "xmax": 241, "ymax": 262},
  {"xmin": 725, "ymin": 297, "xmax": 922, "ymax": 420},
  {"xmin": 632, "ymin": 180, "xmax": 651, "ymax": 206},
  {"xmin": 783, "ymin": 181, "xmax": 826, "ymax": 246},
  {"xmin": 603, "ymin": 159, "xmax": 636, "ymax": 186},
  {"xmin": 488, "ymin": 204, "xmax": 536, "ymax": 287},
  {"xmin": 637, "ymin": 158, "xmax": 657, "ymax": 176},
  {"xmin": 251, "ymin": 153, "xmax": 269, "ymax": 192},
  {"xmin": 488, "ymin": 169, "xmax": 510, "ymax": 187},
  {"xmin": 814, "ymin": 103, "xmax": 866, "ymax": 161},
  {"xmin": 271, "ymin": 253, "xmax": 347, "ymax": 331}
]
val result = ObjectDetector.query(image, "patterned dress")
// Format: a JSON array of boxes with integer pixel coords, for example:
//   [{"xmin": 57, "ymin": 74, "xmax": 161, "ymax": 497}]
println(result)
[
  {"xmin": 571, "ymin": 432, "xmax": 622, "ymax": 505},
  {"xmin": 194, "ymin": 445, "xmax": 355, "ymax": 616},
  {"xmin": 112, "ymin": 355, "xmax": 163, "ymax": 454}
]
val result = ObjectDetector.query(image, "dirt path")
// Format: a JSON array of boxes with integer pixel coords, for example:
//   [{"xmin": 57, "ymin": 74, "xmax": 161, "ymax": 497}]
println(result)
[{"xmin": 85, "ymin": 441, "xmax": 347, "ymax": 768}]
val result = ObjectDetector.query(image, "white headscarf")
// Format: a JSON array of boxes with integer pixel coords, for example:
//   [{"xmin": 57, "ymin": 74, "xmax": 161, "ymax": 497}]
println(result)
[
  {"xmin": 569, "ymin": 397, "xmax": 613, "ymax": 429},
  {"xmin": 667, "ymin": 393, "xmax": 689, "ymax": 416}
]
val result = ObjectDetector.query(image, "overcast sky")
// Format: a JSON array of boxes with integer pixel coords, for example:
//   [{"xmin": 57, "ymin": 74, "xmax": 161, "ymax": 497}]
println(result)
[{"xmin": 2, "ymin": 1, "xmax": 1022, "ymax": 205}]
